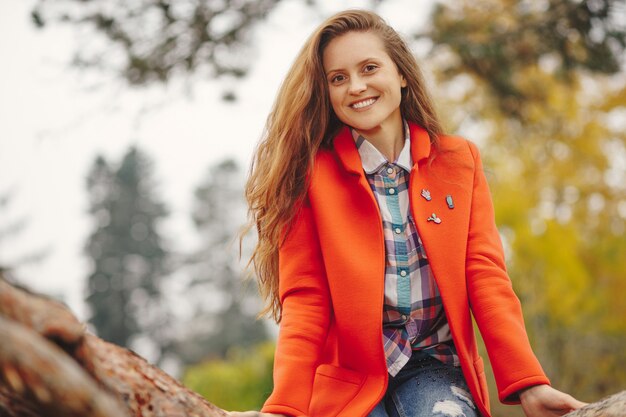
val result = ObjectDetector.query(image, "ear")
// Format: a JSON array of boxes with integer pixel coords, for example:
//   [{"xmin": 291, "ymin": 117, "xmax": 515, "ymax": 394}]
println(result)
[{"xmin": 400, "ymin": 74, "xmax": 407, "ymax": 88}]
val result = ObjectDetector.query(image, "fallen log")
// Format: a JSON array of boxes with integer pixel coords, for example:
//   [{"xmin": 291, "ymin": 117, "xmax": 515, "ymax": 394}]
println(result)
[
  {"xmin": 565, "ymin": 390, "xmax": 626, "ymax": 417},
  {"xmin": 0, "ymin": 276, "xmax": 226, "ymax": 417},
  {"xmin": 0, "ymin": 316, "xmax": 127, "ymax": 417}
]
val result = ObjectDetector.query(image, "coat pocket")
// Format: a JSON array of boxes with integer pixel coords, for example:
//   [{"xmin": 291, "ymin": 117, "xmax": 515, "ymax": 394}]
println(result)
[{"xmin": 308, "ymin": 364, "xmax": 365, "ymax": 417}]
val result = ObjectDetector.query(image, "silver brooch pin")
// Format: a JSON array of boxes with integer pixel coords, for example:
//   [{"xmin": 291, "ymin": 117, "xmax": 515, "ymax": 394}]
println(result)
[
  {"xmin": 446, "ymin": 195, "xmax": 454, "ymax": 209},
  {"xmin": 427, "ymin": 213, "xmax": 442, "ymax": 224},
  {"xmin": 421, "ymin": 189, "xmax": 431, "ymax": 201}
]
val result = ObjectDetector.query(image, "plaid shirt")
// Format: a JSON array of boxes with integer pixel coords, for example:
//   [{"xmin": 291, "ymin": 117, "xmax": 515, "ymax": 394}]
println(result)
[{"xmin": 352, "ymin": 122, "xmax": 459, "ymax": 376}]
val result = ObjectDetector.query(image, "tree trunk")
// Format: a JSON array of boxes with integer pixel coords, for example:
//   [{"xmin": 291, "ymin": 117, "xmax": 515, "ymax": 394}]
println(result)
[
  {"xmin": 0, "ymin": 275, "xmax": 226, "ymax": 417},
  {"xmin": 0, "ymin": 274, "xmax": 623, "ymax": 417}
]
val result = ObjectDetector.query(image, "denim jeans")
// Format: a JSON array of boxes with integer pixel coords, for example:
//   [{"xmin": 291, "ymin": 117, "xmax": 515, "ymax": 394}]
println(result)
[{"xmin": 368, "ymin": 351, "xmax": 478, "ymax": 417}]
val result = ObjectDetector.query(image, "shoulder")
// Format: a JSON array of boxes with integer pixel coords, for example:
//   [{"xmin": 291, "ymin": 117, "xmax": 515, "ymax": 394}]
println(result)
[
  {"xmin": 432, "ymin": 134, "xmax": 482, "ymax": 170},
  {"xmin": 311, "ymin": 147, "xmax": 339, "ymax": 178},
  {"xmin": 437, "ymin": 134, "xmax": 478, "ymax": 156},
  {"xmin": 314, "ymin": 147, "xmax": 337, "ymax": 166},
  {"xmin": 308, "ymin": 148, "xmax": 344, "ymax": 194}
]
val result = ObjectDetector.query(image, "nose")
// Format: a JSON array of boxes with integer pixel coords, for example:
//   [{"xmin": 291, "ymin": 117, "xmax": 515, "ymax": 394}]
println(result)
[{"xmin": 348, "ymin": 76, "xmax": 366, "ymax": 95}]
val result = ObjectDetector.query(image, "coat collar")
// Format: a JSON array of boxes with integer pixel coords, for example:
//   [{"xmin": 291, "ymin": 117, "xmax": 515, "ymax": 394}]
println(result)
[
  {"xmin": 350, "ymin": 120, "xmax": 412, "ymax": 174},
  {"xmin": 333, "ymin": 121, "xmax": 432, "ymax": 175}
]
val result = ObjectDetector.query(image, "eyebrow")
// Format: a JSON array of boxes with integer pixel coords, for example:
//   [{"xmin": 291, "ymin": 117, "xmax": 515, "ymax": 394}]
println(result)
[{"xmin": 325, "ymin": 57, "xmax": 380, "ymax": 76}]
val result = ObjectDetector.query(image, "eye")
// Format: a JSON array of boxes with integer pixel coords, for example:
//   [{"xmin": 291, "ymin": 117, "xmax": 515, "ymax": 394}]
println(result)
[
  {"xmin": 330, "ymin": 74, "xmax": 346, "ymax": 84},
  {"xmin": 364, "ymin": 64, "xmax": 379, "ymax": 73}
]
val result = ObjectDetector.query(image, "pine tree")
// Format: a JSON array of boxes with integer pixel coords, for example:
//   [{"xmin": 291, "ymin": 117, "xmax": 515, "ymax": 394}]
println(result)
[
  {"xmin": 84, "ymin": 147, "xmax": 170, "ymax": 357},
  {"xmin": 173, "ymin": 159, "xmax": 267, "ymax": 363}
]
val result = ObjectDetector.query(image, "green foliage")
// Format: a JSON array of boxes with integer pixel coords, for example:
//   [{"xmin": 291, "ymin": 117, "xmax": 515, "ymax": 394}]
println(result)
[
  {"xmin": 428, "ymin": 0, "xmax": 626, "ymax": 411},
  {"xmin": 31, "ymin": 0, "xmax": 284, "ymax": 85},
  {"xmin": 427, "ymin": 0, "xmax": 626, "ymax": 118},
  {"xmin": 183, "ymin": 342, "xmax": 275, "ymax": 411}
]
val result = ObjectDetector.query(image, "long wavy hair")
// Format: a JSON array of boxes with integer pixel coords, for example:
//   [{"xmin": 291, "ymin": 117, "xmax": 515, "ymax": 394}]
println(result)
[{"xmin": 244, "ymin": 9, "xmax": 445, "ymax": 322}]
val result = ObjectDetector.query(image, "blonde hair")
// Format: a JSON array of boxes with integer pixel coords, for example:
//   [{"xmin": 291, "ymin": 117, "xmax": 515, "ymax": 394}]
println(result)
[{"xmin": 244, "ymin": 9, "xmax": 444, "ymax": 322}]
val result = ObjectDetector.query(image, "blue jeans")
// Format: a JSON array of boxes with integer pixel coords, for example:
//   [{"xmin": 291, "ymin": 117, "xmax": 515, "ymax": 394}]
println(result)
[{"xmin": 368, "ymin": 351, "xmax": 479, "ymax": 417}]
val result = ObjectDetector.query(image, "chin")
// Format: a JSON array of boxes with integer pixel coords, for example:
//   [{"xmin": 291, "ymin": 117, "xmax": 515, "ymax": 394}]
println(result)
[{"xmin": 347, "ymin": 120, "xmax": 383, "ymax": 132}]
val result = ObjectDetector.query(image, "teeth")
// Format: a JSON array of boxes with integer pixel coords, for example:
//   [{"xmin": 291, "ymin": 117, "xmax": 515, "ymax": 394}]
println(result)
[{"xmin": 352, "ymin": 98, "xmax": 376, "ymax": 109}]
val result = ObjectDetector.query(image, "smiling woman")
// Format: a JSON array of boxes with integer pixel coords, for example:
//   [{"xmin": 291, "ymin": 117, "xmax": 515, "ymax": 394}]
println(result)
[
  {"xmin": 233, "ymin": 9, "xmax": 586, "ymax": 417},
  {"xmin": 323, "ymin": 31, "xmax": 406, "ymax": 162}
]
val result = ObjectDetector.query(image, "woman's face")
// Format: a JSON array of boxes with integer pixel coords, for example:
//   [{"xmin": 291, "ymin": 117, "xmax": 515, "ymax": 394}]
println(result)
[{"xmin": 322, "ymin": 31, "xmax": 406, "ymax": 136}]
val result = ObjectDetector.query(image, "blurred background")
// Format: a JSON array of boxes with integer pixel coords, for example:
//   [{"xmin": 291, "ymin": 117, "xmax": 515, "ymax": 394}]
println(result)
[{"xmin": 1, "ymin": 0, "xmax": 624, "ymax": 415}]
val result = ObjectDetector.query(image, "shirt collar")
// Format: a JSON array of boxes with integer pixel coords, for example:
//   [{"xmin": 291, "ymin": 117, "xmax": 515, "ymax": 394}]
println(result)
[{"xmin": 351, "ymin": 120, "xmax": 413, "ymax": 174}]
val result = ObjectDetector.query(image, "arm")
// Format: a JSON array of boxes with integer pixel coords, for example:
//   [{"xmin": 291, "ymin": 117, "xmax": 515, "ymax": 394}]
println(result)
[
  {"xmin": 260, "ymin": 197, "xmax": 332, "ymax": 417},
  {"xmin": 465, "ymin": 142, "xmax": 586, "ymax": 415},
  {"xmin": 465, "ymin": 141, "xmax": 550, "ymax": 403}
]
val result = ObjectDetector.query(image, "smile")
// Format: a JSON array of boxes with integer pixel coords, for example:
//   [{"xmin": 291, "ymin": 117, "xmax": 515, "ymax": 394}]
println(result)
[{"xmin": 350, "ymin": 98, "xmax": 377, "ymax": 109}]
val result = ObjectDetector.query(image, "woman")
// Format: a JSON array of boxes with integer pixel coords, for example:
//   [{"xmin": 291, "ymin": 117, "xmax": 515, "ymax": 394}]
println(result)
[{"xmin": 232, "ymin": 9, "xmax": 586, "ymax": 417}]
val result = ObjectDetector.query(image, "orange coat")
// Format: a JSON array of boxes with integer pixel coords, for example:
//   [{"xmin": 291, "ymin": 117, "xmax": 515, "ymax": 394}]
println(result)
[{"xmin": 261, "ymin": 122, "xmax": 550, "ymax": 417}]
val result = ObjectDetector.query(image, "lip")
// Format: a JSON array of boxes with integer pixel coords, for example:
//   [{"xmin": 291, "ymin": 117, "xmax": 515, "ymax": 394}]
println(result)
[{"xmin": 349, "ymin": 96, "xmax": 379, "ymax": 110}]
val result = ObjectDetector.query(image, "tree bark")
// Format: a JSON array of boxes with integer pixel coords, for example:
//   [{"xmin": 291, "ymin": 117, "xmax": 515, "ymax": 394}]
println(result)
[
  {"xmin": 564, "ymin": 391, "xmax": 626, "ymax": 417},
  {"xmin": 0, "ymin": 276, "xmax": 226, "ymax": 417},
  {"xmin": 0, "ymin": 274, "xmax": 623, "ymax": 417}
]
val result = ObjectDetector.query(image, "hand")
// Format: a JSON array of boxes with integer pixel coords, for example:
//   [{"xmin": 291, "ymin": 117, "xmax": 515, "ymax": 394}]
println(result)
[
  {"xmin": 519, "ymin": 384, "xmax": 587, "ymax": 417},
  {"xmin": 228, "ymin": 412, "xmax": 288, "ymax": 417}
]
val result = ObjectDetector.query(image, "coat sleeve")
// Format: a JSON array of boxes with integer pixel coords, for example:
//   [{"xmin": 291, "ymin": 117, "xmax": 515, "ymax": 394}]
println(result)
[
  {"xmin": 465, "ymin": 141, "xmax": 550, "ymax": 404},
  {"xmin": 261, "ymin": 197, "xmax": 331, "ymax": 417}
]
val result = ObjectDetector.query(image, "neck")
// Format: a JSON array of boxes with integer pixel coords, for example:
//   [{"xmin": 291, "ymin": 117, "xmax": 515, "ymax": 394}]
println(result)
[{"xmin": 355, "ymin": 117, "xmax": 404, "ymax": 162}]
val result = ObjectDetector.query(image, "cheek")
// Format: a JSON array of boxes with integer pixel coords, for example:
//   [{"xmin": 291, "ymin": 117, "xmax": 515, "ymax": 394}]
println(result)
[{"xmin": 328, "ymin": 89, "xmax": 343, "ymax": 114}]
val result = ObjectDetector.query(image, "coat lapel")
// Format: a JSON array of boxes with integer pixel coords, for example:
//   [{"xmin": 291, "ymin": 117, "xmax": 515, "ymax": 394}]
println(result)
[
  {"xmin": 407, "ymin": 123, "xmax": 470, "ymax": 300},
  {"xmin": 333, "ymin": 125, "xmax": 380, "ymax": 202},
  {"xmin": 330, "ymin": 125, "xmax": 387, "ymax": 335}
]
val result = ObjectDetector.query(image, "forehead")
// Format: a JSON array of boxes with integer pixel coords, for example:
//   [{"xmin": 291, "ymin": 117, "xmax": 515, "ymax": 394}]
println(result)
[{"xmin": 322, "ymin": 31, "xmax": 390, "ymax": 71}]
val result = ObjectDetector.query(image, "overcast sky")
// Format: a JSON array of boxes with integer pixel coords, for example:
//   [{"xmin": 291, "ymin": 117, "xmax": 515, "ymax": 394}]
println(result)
[{"xmin": 0, "ymin": 0, "xmax": 434, "ymax": 320}]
